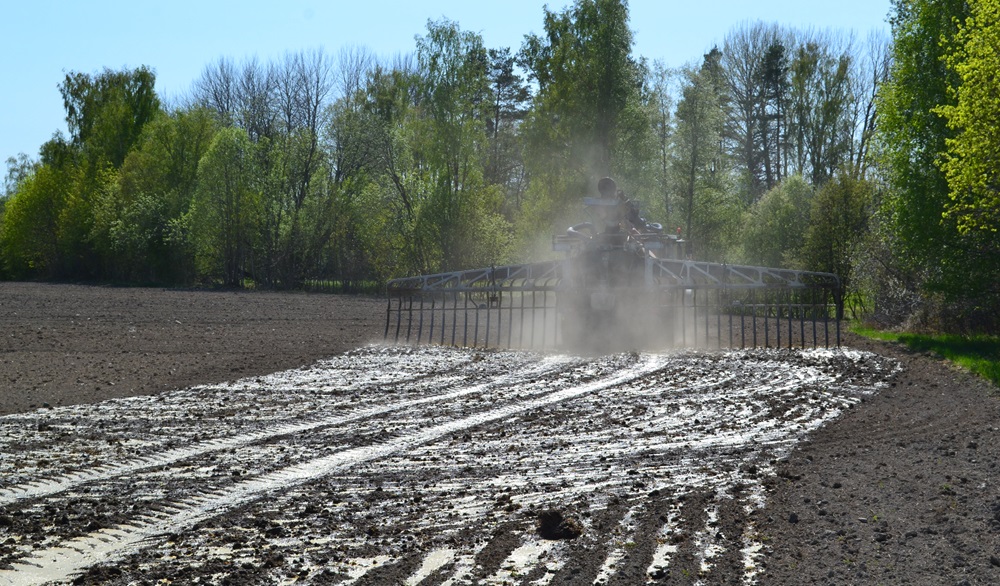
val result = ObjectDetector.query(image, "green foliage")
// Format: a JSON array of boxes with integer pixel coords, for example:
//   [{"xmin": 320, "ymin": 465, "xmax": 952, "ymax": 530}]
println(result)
[
  {"xmin": 0, "ymin": 66, "xmax": 165, "ymax": 281},
  {"xmin": 415, "ymin": 19, "xmax": 499, "ymax": 271},
  {"xmin": 60, "ymin": 66, "xmax": 161, "ymax": 169},
  {"xmin": 872, "ymin": 0, "xmax": 1000, "ymax": 331},
  {"xmin": 801, "ymin": 174, "xmax": 874, "ymax": 291},
  {"xmin": 720, "ymin": 23, "xmax": 867, "ymax": 203},
  {"xmin": 875, "ymin": 0, "xmax": 969, "ymax": 288},
  {"xmin": 355, "ymin": 66, "xmax": 430, "ymax": 277},
  {"xmin": 57, "ymin": 164, "xmax": 117, "ymax": 278},
  {"xmin": 0, "ymin": 3, "xmax": 991, "ymax": 340},
  {"xmin": 935, "ymin": 0, "xmax": 1000, "ymax": 246},
  {"xmin": 521, "ymin": 0, "xmax": 640, "ymax": 171},
  {"xmin": 721, "ymin": 22, "xmax": 788, "ymax": 202},
  {"xmin": 686, "ymin": 184, "xmax": 743, "ymax": 262},
  {"xmin": 90, "ymin": 107, "xmax": 217, "ymax": 283},
  {"xmin": 740, "ymin": 175, "xmax": 814, "ymax": 268},
  {"xmin": 0, "ymin": 164, "xmax": 71, "ymax": 277},
  {"xmin": 1, "ymin": 155, "xmax": 38, "ymax": 278},
  {"xmin": 0, "ymin": 156, "xmax": 118, "ymax": 281},
  {"xmin": 323, "ymin": 18, "xmax": 515, "ymax": 280},
  {"xmin": 4, "ymin": 154, "xmax": 37, "ymax": 198},
  {"xmin": 189, "ymin": 127, "xmax": 262, "ymax": 286},
  {"xmin": 485, "ymin": 47, "xmax": 531, "ymax": 216},
  {"xmin": 643, "ymin": 61, "xmax": 674, "ymax": 226},
  {"xmin": 789, "ymin": 39, "xmax": 853, "ymax": 186},
  {"xmin": 852, "ymin": 326, "xmax": 1000, "ymax": 388},
  {"xmin": 671, "ymin": 49, "xmax": 734, "ymax": 259},
  {"xmin": 518, "ymin": 0, "xmax": 652, "ymax": 243}
]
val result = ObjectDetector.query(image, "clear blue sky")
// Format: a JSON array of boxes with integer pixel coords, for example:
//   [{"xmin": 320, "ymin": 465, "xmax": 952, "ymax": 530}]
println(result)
[{"xmin": 1, "ymin": 0, "xmax": 892, "ymax": 168}]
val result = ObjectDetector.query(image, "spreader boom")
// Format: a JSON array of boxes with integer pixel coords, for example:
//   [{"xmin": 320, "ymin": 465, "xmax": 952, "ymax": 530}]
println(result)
[{"xmin": 385, "ymin": 258, "xmax": 842, "ymax": 351}]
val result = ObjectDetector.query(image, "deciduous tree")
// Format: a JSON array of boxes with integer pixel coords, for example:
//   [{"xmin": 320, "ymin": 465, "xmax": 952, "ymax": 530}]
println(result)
[
  {"xmin": 90, "ymin": 107, "xmax": 217, "ymax": 283},
  {"xmin": 189, "ymin": 127, "xmax": 262, "ymax": 286},
  {"xmin": 0, "ymin": 165, "xmax": 71, "ymax": 277},
  {"xmin": 518, "ymin": 0, "xmax": 650, "ymax": 242},
  {"xmin": 672, "ymin": 49, "xmax": 737, "ymax": 260},
  {"xmin": 721, "ymin": 21, "xmax": 789, "ymax": 202},
  {"xmin": 60, "ymin": 66, "xmax": 161, "ymax": 169},
  {"xmin": 933, "ymin": 0, "xmax": 1000, "ymax": 320},
  {"xmin": 740, "ymin": 175, "xmax": 813, "ymax": 268},
  {"xmin": 875, "ymin": 0, "xmax": 971, "ymax": 320},
  {"xmin": 801, "ymin": 174, "xmax": 874, "ymax": 298},
  {"xmin": 936, "ymin": 0, "xmax": 1000, "ymax": 237}
]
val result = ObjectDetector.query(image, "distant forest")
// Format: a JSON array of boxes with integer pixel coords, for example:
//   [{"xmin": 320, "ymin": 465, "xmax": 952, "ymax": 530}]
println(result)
[{"xmin": 2, "ymin": 0, "xmax": 998, "ymax": 333}]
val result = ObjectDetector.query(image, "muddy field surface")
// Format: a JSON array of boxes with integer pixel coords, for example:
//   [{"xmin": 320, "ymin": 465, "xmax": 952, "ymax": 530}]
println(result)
[{"xmin": 0, "ymin": 282, "xmax": 998, "ymax": 585}]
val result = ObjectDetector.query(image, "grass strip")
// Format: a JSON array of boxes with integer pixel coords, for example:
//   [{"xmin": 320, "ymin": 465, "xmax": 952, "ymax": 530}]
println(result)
[{"xmin": 851, "ymin": 325, "xmax": 1000, "ymax": 388}]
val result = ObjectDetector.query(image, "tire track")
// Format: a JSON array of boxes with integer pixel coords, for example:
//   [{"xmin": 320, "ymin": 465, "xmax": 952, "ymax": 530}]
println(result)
[
  {"xmin": 0, "ymin": 351, "xmax": 579, "ymax": 506},
  {"xmin": 0, "ymin": 348, "xmax": 896, "ymax": 586},
  {"xmin": 0, "ymin": 355, "xmax": 667, "ymax": 585}
]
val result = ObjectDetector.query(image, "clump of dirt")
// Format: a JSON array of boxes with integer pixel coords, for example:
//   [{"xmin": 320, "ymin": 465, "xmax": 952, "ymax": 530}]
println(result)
[{"xmin": 537, "ymin": 509, "xmax": 584, "ymax": 540}]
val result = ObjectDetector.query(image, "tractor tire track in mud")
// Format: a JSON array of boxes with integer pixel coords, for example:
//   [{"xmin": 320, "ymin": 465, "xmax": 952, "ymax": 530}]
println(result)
[{"xmin": 0, "ymin": 345, "xmax": 897, "ymax": 585}]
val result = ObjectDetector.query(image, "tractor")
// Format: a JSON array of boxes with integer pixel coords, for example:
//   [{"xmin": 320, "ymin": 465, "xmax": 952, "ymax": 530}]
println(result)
[{"xmin": 385, "ymin": 178, "xmax": 842, "ymax": 352}]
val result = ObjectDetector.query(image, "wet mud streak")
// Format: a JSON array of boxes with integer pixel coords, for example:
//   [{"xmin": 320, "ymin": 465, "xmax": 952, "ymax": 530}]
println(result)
[
  {"xmin": 0, "ymin": 346, "xmax": 896, "ymax": 585},
  {"xmin": 0, "ymin": 350, "xmax": 577, "ymax": 506},
  {"xmin": 0, "ymin": 351, "xmax": 664, "ymax": 585}
]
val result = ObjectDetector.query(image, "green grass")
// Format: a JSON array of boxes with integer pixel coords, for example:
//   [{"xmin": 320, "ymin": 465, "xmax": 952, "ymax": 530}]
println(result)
[{"xmin": 851, "ymin": 325, "xmax": 1000, "ymax": 388}]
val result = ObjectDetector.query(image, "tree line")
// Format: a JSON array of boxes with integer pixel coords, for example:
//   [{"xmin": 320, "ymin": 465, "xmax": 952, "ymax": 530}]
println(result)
[{"xmin": 2, "ymin": 0, "xmax": 998, "ymax": 333}]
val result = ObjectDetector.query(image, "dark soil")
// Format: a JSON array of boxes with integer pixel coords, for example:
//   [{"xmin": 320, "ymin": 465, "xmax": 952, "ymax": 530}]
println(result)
[
  {"xmin": 1, "ymin": 281, "xmax": 998, "ymax": 584},
  {"xmin": 757, "ymin": 335, "xmax": 1000, "ymax": 585},
  {"xmin": 0, "ymin": 282, "xmax": 386, "ymax": 415}
]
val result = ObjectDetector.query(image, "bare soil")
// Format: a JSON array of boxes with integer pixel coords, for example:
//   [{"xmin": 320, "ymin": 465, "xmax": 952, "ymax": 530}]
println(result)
[
  {"xmin": 0, "ymin": 282, "xmax": 387, "ymax": 415},
  {"xmin": 757, "ymin": 335, "xmax": 1000, "ymax": 585},
  {"xmin": 1, "ymin": 281, "xmax": 998, "ymax": 584}
]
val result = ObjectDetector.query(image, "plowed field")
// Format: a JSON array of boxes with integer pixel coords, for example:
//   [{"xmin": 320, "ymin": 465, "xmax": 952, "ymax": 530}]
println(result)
[{"xmin": 0, "ymin": 283, "xmax": 997, "ymax": 585}]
